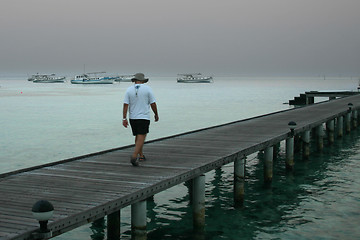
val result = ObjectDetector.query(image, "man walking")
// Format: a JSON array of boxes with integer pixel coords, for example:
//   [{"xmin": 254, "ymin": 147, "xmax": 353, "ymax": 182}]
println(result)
[{"xmin": 122, "ymin": 73, "xmax": 159, "ymax": 166}]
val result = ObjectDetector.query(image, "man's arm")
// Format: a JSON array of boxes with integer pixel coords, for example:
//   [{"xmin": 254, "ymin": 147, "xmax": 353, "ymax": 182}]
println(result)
[
  {"xmin": 123, "ymin": 103, "xmax": 129, "ymax": 127},
  {"xmin": 150, "ymin": 102, "xmax": 159, "ymax": 122}
]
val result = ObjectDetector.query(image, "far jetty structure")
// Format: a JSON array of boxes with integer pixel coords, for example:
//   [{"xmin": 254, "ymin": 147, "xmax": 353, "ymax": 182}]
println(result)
[
  {"xmin": 0, "ymin": 94, "xmax": 359, "ymax": 239},
  {"xmin": 289, "ymin": 90, "xmax": 359, "ymax": 105}
]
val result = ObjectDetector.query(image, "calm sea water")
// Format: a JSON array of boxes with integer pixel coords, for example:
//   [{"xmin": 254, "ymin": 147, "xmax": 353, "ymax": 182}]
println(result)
[{"xmin": 1, "ymin": 76, "xmax": 359, "ymax": 239}]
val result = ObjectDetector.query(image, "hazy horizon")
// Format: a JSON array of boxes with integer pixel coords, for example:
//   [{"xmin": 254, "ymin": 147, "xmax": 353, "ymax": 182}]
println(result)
[{"xmin": 1, "ymin": 0, "xmax": 359, "ymax": 77}]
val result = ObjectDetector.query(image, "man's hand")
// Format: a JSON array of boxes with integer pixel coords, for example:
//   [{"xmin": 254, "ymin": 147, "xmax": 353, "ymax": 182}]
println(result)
[
  {"xmin": 154, "ymin": 114, "xmax": 159, "ymax": 122},
  {"xmin": 123, "ymin": 119, "xmax": 129, "ymax": 128}
]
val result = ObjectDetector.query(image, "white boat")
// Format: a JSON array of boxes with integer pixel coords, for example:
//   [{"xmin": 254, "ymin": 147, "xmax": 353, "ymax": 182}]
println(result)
[
  {"xmin": 114, "ymin": 75, "xmax": 134, "ymax": 82},
  {"xmin": 29, "ymin": 74, "xmax": 66, "ymax": 83},
  {"xmin": 28, "ymin": 74, "xmax": 39, "ymax": 81},
  {"xmin": 70, "ymin": 72, "xmax": 114, "ymax": 84},
  {"xmin": 177, "ymin": 73, "xmax": 213, "ymax": 83}
]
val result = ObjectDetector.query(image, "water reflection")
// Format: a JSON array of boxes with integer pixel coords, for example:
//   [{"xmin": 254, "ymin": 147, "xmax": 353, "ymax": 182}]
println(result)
[{"xmin": 90, "ymin": 217, "xmax": 105, "ymax": 240}]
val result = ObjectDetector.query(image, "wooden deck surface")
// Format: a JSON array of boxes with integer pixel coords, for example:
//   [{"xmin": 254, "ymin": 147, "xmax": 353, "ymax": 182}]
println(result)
[{"xmin": 1, "ymin": 95, "xmax": 359, "ymax": 240}]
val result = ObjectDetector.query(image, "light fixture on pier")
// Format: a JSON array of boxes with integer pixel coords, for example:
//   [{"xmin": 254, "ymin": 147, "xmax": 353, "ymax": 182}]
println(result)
[
  {"xmin": 32, "ymin": 200, "xmax": 54, "ymax": 239},
  {"xmin": 288, "ymin": 121, "xmax": 297, "ymax": 137},
  {"xmin": 348, "ymin": 103, "xmax": 353, "ymax": 111}
]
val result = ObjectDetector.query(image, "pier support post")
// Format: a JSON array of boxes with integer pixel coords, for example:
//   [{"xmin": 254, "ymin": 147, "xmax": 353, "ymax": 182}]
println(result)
[
  {"xmin": 131, "ymin": 200, "xmax": 147, "ymax": 240},
  {"xmin": 337, "ymin": 116, "xmax": 344, "ymax": 138},
  {"xmin": 273, "ymin": 143, "xmax": 280, "ymax": 160},
  {"xmin": 306, "ymin": 96, "xmax": 314, "ymax": 105},
  {"xmin": 185, "ymin": 180, "xmax": 193, "ymax": 204},
  {"xmin": 107, "ymin": 210, "xmax": 120, "ymax": 240},
  {"xmin": 316, "ymin": 125, "xmax": 324, "ymax": 151},
  {"xmin": 286, "ymin": 121, "xmax": 297, "ymax": 170},
  {"xmin": 302, "ymin": 130, "xmax": 311, "ymax": 160},
  {"xmin": 264, "ymin": 147, "xmax": 273, "ymax": 183},
  {"xmin": 346, "ymin": 103, "xmax": 353, "ymax": 133},
  {"xmin": 193, "ymin": 174, "xmax": 205, "ymax": 230},
  {"xmin": 286, "ymin": 137, "xmax": 294, "ymax": 170},
  {"xmin": 326, "ymin": 120, "xmax": 335, "ymax": 145},
  {"xmin": 234, "ymin": 157, "xmax": 245, "ymax": 206},
  {"xmin": 346, "ymin": 112, "xmax": 352, "ymax": 133},
  {"xmin": 353, "ymin": 110, "xmax": 358, "ymax": 128}
]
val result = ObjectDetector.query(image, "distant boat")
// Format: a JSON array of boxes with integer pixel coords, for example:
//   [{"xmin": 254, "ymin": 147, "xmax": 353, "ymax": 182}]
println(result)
[
  {"xmin": 30, "ymin": 74, "xmax": 66, "ymax": 83},
  {"xmin": 70, "ymin": 72, "xmax": 114, "ymax": 84},
  {"xmin": 177, "ymin": 73, "xmax": 213, "ymax": 83},
  {"xmin": 114, "ymin": 75, "xmax": 134, "ymax": 82}
]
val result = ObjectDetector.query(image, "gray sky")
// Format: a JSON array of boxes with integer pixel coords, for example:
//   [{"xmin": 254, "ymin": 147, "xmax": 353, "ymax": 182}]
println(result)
[{"xmin": 1, "ymin": 0, "xmax": 359, "ymax": 76}]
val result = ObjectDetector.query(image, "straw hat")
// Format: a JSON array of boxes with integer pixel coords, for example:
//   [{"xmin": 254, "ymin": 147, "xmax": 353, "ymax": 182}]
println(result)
[{"xmin": 131, "ymin": 73, "xmax": 149, "ymax": 83}]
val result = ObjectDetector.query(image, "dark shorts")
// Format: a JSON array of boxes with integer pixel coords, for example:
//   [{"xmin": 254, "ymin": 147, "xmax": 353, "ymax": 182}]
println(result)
[{"xmin": 129, "ymin": 119, "xmax": 150, "ymax": 136}]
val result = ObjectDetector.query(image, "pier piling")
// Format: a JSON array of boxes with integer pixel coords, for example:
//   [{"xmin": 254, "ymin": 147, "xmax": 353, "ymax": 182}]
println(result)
[
  {"xmin": 326, "ymin": 120, "xmax": 335, "ymax": 144},
  {"xmin": 107, "ymin": 210, "xmax": 120, "ymax": 240},
  {"xmin": 337, "ymin": 116, "xmax": 344, "ymax": 137},
  {"xmin": 353, "ymin": 110, "xmax": 358, "ymax": 128},
  {"xmin": 346, "ymin": 103, "xmax": 353, "ymax": 133},
  {"xmin": 346, "ymin": 112, "xmax": 352, "ymax": 133},
  {"xmin": 273, "ymin": 143, "xmax": 280, "ymax": 159},
  {"xmin": 286, "ymin": 137, "xmax": 294, "ymax": 169},
  {"xmin": 131, "ymin": 200, "xmax": 147, "ymax": 240},
  {"xmin": 302, "ymin": 130, "xmax": 311, "ymax": 160},
  {"xmin": 193, "ymin": 174, "xmax": 205, "ymax": 230},
  {"xmin": 316, "ymin": 125, "xmax": 324, "ymax": 151},
  {"xmin": 264, "ymin": 147, "xmax": 273, "ymax": 183},
  {"xmin": 286, "ymin": 121, "xmax": 296, "ymax": 169},
  {"xmin": 234, "ymin": 157, "xmax": 246, "ymax": 206}
]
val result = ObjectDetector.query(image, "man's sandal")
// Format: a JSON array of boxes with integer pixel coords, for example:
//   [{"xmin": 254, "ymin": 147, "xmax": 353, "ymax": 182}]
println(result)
[
  {"xmin": 139, "ymin": 155, "xmax": 146, "ymax": 161},
  {"xmin": 130, "ymin": 156, "xmax": 139, "ymax": 166}
]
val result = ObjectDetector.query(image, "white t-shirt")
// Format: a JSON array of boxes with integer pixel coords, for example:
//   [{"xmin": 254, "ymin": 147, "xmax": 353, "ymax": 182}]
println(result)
[{"xmin": 124, "ymin": 84, "xmax": 156, "ymax": 120}]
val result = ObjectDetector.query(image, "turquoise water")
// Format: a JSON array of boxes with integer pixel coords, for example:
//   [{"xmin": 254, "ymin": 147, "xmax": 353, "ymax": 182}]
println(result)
[{"xmin": 1, "ymin": 76, "xmax": 359, "ymax": 239}]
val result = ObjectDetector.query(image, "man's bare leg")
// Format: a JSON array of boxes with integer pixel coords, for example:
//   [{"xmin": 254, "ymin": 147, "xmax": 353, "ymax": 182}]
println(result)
[{"xmin": 132, "ymin": 134, "xmax": 146, "ymax": 159}]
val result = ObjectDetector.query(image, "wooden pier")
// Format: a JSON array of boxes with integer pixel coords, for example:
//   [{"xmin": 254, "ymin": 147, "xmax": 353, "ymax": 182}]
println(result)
[{"xmin": 1, "ymin": 95, "xmax": 359, "ymax": 240}]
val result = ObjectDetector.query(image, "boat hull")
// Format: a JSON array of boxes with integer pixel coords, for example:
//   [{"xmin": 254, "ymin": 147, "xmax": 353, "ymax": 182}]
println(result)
[
  {"xmin": 29, "ymin": 75, "xmax": 66, "ymax": 83},
  {"xmin": 70, "ymin": 80, "xmax": 113, "ymax": 84},
  {"xmin": 177, "ymin": 77, "xmax": 213, "ymax": 83},
  {"xmin": 114, "ymin": 75, "xmax": 134, "ymax": 82},
  {"xmin": 33, "ymin": 78, "xmax": 66, "ymax": 83}
]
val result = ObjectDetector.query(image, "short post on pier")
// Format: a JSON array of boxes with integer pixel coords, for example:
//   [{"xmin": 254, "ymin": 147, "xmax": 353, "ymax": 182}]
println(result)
[
  {"xmin": 302, "ymin": 130, "xmax": 310, "ymax": 160},
  {"xmin": 107, "ymin": 210, "xmax": 120, "ymax": 240},
  {"xmin": 234, "ymin": 157, "xmax": 246, "ymax": 206},
  {"xmin": 193, "ymin": 174, "xmax": 205, "ymax": 230},
  {"xmin": 131, "ymin": 200, "xmax": 147, "ymax": 240},
  {"xmin": 326, "ymin": 119, "xmax": 335, "ymax": 145},
  {"xmin": 286, "ymin": 121, "xmax": 296, "ymax": 169}
]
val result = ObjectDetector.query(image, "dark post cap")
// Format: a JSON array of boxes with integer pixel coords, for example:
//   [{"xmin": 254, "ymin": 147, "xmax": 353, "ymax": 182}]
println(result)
[
  {"xmin": 288, "ymin": 121, "xmax": 297, "ymax": 127},
  {"xmin": 32, "ymin": 200, "xmax": 54, "ymax": 213}
]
